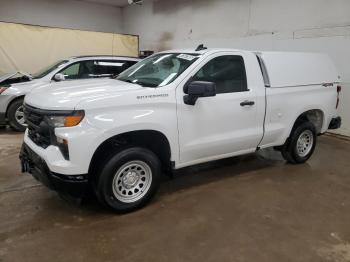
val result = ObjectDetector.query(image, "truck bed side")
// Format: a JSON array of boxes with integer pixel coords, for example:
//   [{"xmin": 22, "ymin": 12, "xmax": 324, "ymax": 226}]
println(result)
[{"xmin": 256, "ymin": 52, "xmax": 340, "ymax": 148}]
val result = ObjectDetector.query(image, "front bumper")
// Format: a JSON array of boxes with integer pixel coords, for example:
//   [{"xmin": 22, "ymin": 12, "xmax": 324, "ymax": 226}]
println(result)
[
  {"xmin": 328, "ymin": 117, "xmax": 342, "ymax": 130},
  {"xmin": 20, "ymin": 143, "xmax": 89, "ymax": 197}
]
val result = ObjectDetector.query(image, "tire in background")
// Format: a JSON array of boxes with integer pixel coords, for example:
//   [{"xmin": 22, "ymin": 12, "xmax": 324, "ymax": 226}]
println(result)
[{"xmin": 7, "ymin": 98, "xmax": 27, "ymax": 132}]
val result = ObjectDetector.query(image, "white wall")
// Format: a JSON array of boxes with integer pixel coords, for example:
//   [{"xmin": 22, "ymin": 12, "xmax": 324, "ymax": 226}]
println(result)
[
  {"xmin": 1, "ymin": 0, "xmax": 349, "ymax": 135},
  {"xmin": 0, "ymin": 0, "xmax": 123, "ymax": 33},
  {"xmin": 122, "ymin": 0, "xmax": 350, "ymax": 136}
]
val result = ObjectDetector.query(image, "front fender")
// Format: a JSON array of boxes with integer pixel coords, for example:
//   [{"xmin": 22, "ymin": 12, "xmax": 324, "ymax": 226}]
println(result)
[{"xmin": 55, "ymin": 101, "xmax": 179, "ymax": 174}]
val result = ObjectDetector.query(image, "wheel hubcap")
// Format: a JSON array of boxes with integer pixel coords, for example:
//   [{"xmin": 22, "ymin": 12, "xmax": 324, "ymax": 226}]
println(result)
[
  {"xmin": 122, "ymin": 171, "xmax": 139, "ymax": 188},
  {"xmin": 112, "ymin": 160, "xmax": 152, "ymax": 203},
  {"xmin": 15, "ymin": 105, "xmax": 27, "ymax": 126},
  {"xmin": 296, "ymin": 130, "xmax": 314, "ymax": 157}
]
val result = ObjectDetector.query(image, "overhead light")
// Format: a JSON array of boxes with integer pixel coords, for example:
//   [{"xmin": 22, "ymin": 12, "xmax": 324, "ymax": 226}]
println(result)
[{"xmin": 128, "ymin": 0, "xmax": 143, "ymax": 5}]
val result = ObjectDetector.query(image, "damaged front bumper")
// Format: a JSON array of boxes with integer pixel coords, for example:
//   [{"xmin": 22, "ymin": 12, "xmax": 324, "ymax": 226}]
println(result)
[{"xmin": 19, "ymin": 143, "xmax": 89, "ymax": 198}]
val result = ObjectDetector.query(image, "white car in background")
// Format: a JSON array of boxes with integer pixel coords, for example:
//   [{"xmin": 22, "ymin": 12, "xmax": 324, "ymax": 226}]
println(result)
[{"xmin": 0, "ymin": 56, "xmax": 140, "ymax": 131}]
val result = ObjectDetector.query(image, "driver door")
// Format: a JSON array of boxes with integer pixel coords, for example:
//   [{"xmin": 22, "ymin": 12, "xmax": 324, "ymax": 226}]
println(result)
[{"xmin": 176, "ymin": 52, "xmax": 262, "ymax": 166}]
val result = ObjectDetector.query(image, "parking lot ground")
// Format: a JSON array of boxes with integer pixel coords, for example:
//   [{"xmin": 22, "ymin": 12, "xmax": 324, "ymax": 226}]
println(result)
[{"xmin": 1, "ymin": 129, "xmax": 350, "ymax": 262}]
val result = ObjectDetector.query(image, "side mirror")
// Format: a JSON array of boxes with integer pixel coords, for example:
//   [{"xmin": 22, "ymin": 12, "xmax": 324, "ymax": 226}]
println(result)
[
  {"xmin": 184, "ymin": 81, "xmax": 216, "ymax": 105},
  {"xmin": 53, "ymin": 73, "xmax": 65, "ymax": 82}
]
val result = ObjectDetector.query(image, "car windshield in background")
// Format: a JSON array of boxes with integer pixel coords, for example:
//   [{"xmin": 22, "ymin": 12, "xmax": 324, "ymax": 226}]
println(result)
[
  {"xmin": 116, "ymin": 53, "xmax": 200, "ymax": 87},
  {"xmin": 32, "ymin": 60, "xmax": 69, "ymax": 79}
]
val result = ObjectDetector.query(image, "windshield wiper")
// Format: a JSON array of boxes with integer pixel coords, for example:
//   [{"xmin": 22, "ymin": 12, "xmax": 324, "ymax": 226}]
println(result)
[
  {"xmin": 117, "ymin": 79, "xmax": 146, "ymax": 87},
  {"xmin": 117, "ymin": 79, "xmax": 158, "ymax": 88},
  {"xmin": 118, "ymin": 79, "xmax": 133, "ymax": 83}
]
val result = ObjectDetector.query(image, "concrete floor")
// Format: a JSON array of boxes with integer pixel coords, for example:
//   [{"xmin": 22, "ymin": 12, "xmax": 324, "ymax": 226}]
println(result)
[{"xmin": 0, "ymin": 128, "xmax": 350, "ymax": 262}]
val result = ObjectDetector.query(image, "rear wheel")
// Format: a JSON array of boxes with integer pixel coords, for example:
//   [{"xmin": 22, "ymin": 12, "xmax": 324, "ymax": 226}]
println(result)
[
  {"xmin": 281, "ymin": 121, "xmax": 316, "ymax": 164},
  {"xmin": 8, "ymin": 99, "xmax": 27, "ymax": 132},
  {"xmin": 95, "ymin": 147, "xmax": 161, "ymax": 213}
]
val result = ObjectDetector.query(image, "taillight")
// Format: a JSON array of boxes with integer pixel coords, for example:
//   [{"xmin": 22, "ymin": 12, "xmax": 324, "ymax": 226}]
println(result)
[{"xmin": 336, "ymin": 85, "xmax": 341, "ymax": 109}]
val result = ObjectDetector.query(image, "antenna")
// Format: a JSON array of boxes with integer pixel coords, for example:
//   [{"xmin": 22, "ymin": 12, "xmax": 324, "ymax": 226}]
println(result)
[
  {"xmin": 195, "ymin": 44, "xmax": 207, "ymax": 51},
  {"xmin": 128, "ymin": 0, "xmax": 143, "ymax": 5}
]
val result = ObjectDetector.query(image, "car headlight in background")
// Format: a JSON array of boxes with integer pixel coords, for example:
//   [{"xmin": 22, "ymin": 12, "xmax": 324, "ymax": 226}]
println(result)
[
  {"xmin": 0, "ymin": 86, "xmax": 9, "ymax": 94},
  {"xmin": 47, "ymin": 110, "xmax": 85, "ymax": 128}
]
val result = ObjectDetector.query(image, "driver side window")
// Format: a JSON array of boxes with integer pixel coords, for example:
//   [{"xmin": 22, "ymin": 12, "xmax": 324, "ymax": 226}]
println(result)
[
  {"xmin": 59, "ymin": 61, "xmax": 95, "ymax": 80},
  {"xmin": 60, "ymin": 63, "xmax": 80, "ymax": 79},
  {"xmin": 192, "ymin": 55, "xmax": 248, "ymax": 94}
]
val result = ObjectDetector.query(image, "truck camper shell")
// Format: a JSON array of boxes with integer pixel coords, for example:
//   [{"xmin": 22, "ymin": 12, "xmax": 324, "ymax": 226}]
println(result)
[{"xmin": 257, "ymin": 52, "xmax": 340, "ymax": 88}]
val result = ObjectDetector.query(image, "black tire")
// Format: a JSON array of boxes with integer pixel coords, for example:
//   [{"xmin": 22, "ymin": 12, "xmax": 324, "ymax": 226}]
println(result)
[
  {"xmin": 7, "ymin": 98, "xmax": 26, "ymax": 132},
  {"xmin": 95, "ymin": 147, "xmax": 161, "ymax": 213},
  {"xmin": 281, "ymin": 121, "xmax": 317, "ymax": 164}
]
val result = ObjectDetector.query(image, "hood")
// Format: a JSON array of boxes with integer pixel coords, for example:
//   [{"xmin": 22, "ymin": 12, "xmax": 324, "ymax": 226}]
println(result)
[
  {"xmin": 2, "ymin": 79, "xmax": 46, "ymax": 96},
  {"xmin": 25, "ymin": 78, "xmax": 144, "ymax": 110},
  {"xmin": 0, "ymin": 71, "xmax": 32, "ymax": 84}
]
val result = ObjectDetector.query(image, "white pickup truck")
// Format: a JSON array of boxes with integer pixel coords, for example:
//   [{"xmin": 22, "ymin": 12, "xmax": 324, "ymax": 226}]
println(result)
[{"xmin": 20, "ymin": 47, "xmax": 342, "ymax": 212}]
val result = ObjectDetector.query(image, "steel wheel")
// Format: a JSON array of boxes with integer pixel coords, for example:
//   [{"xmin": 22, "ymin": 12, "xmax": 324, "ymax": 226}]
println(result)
[
  {"xmin": 14, "ymin": 105, "xmax": 27, "ymax": 126},
  {"xmin": 296, "ymin": 130, "xmax": 314, "ymax": 157},
  {"xmin": 112, "ymin": 160, "xmax": 152, "ymax": 203}
]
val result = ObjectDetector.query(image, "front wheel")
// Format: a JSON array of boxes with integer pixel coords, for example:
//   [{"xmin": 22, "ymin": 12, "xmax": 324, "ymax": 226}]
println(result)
[
  {"xmin": 7, "ymin": 99, "xmax": 27, "ymax": 132},
  {"xmin": 95, "ymin": 147, "xmax": 161, "ymax": 213},
  {"xmin": 281, "ymin": 121, "xmax": 317, "ymax": 164}
]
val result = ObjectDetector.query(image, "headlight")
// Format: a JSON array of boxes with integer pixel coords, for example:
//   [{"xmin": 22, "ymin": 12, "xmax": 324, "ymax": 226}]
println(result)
[{"xmin": 47, "ymin": 110, "xmax": 85, "ymax": 128}]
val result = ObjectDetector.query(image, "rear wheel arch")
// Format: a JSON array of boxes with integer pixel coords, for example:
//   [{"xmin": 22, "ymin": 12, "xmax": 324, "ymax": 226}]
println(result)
[
  {"xmin": 281, "ymin": 121, "xmax": 317, "ymax": 164},
  {"xmin": 275, "ymin": 109, "xmax": 324, "ymax": 151},
  {"xmin": 277, "ymin": 109, "xmax": 323, "ymax": 163},
  {"xmin": 291, "ymin": 109, "xmax": 325, "ymax": 136}
]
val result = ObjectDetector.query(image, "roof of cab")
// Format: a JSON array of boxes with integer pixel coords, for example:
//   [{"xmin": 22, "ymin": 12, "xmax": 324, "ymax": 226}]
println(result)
[
  {"xmin": 158, "ymin": 48, "xmax": 246, "ymax": 56},
  {"xmin": 69, "ymin": 55, "xmax": 140, "ymax": 61}
]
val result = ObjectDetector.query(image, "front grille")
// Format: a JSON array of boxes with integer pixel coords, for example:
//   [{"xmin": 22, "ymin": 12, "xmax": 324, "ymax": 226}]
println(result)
[{"xmin": 24, "ymin": 104, "xmax": 51, "ymax": 148}]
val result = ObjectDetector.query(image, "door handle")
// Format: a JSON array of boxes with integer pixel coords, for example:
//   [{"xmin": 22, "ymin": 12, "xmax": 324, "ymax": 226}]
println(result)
[{"xmin": 240, "ymin": 100, "xmax": 255, "ymax": 106}]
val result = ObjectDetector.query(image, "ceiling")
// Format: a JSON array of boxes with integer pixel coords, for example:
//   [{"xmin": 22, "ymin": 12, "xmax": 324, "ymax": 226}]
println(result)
[{"xmin": 79, "ymin": 0, "xmax": 131, "ymax": 7}]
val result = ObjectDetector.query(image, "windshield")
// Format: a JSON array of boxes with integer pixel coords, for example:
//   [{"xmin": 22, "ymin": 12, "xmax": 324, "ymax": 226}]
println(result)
[
  {"xmin": 32, "ymin": 60, "xmax": 69, "ymax": 79},
  {"xmin": 116, "ymin": 53, "xmax": 200, "ymax": 87}
]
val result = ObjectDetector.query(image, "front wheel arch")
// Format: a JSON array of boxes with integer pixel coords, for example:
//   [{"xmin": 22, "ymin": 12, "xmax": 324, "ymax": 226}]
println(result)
[
  {"xmin": 95, "ymin": 146, "xmax": 162, "ymax": 212},
  {"xmin": 6, "ymin": 96, "xmax": 26, "ymax": 131},
  {"xmin": 6, "ymin": 95, "xmax": 25, "ymax": 118},
  {"xmin": 88, "ymin": 130, "xmax": 172, "ymax": 183}
]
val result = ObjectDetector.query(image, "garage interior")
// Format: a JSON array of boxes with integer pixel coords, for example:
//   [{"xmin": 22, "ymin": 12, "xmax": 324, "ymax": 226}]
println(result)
[{"xmin": 1, "ymin": 0, "xmax": 350, "ymax": 261}]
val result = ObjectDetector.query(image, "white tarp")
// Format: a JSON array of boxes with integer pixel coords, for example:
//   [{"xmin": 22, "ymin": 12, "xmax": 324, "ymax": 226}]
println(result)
[{"xmin": 0, "ymin": 22, "xmax": 139, "ymax": 75}]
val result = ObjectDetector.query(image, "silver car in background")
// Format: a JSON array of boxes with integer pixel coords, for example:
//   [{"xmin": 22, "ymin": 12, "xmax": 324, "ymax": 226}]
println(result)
[{"xmin": 0, "ymin": 55, "xmax": 140, "ymax": 131}]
